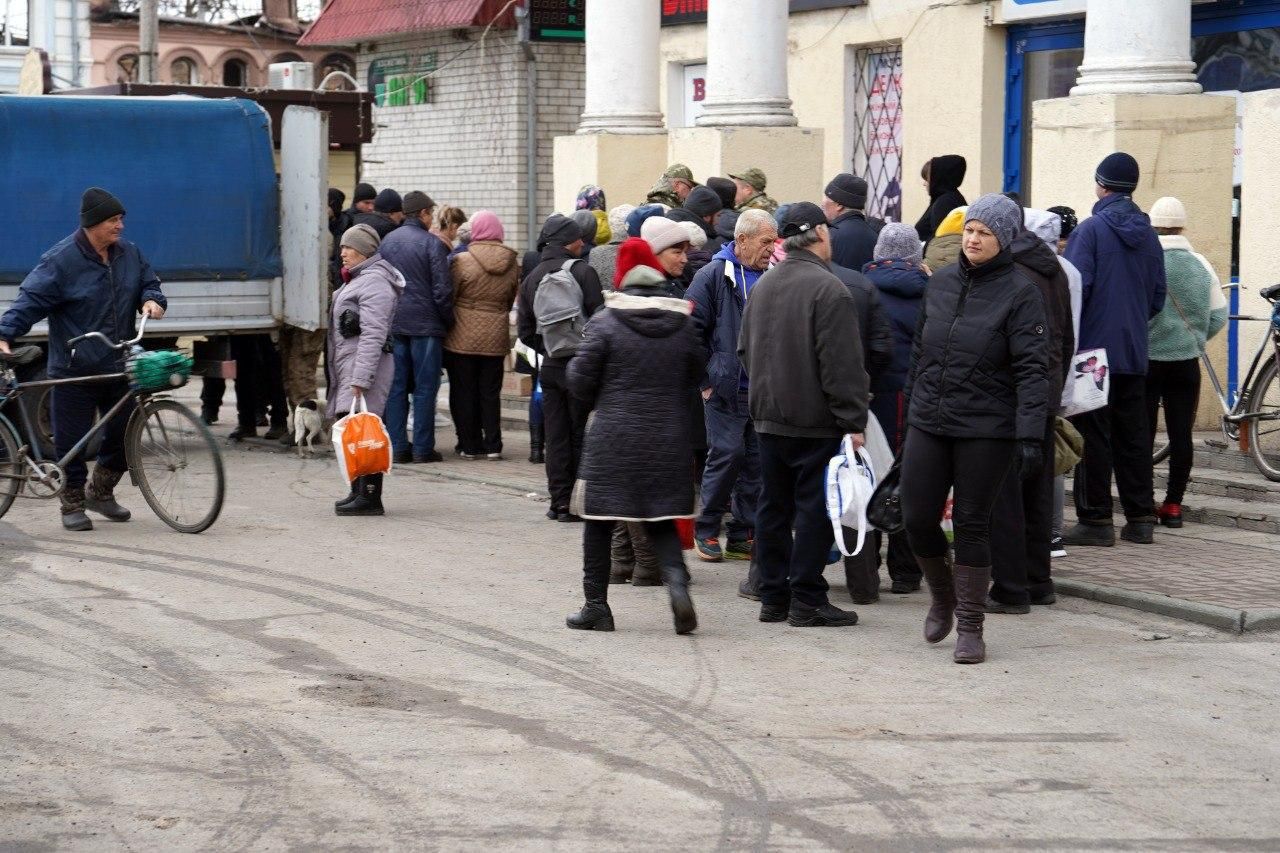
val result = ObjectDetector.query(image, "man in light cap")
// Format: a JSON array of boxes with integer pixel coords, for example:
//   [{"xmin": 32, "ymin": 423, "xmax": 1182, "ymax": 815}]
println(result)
[
  {"xmin": 0, "ymin": 187, "xmax": 166, "ymax": 531},
  {"xmin": 730, "ymin": 168, "xmax": 778, "ymax": 214},
  {"xmin": 646, "ymin": 164, "xmax": 699, "ymax": 208},
  {"xmin": 738, "ymin": 202, "xmax": 869, "ymax": 628},
  {"xmin": 1062, "ymin": 152, "xmax": 1166, "ymax": 547},
  {"xmin": 822, "ymin": 173, "xmax": 882, "ymax": 271},
  {"xmin": 517, "ymin": 214, "xmax": 605, "ymax": 521}
]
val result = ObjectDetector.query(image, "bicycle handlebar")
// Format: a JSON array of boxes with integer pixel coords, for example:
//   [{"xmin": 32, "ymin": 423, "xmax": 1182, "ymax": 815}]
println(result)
[{"xmin": 68, "ymin": 314, "xmax": 150, "ymax": 359}]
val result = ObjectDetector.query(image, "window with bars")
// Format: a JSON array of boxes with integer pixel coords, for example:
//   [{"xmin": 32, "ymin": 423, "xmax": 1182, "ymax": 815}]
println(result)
[{"xmin": 852, "ymin": 45, "xmax": 904, "ymax": 223}]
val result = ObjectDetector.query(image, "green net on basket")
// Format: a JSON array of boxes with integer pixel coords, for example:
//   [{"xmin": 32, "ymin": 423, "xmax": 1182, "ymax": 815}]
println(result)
[{"xmin": 127, "ymin": 350, "xmax": 194, "ymax": 392}]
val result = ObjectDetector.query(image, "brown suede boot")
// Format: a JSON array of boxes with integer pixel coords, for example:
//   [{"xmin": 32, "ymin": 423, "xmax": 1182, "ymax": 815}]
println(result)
[
  {"xmin": 85, "ymin": 465, "xmax": 131, "ymax": 522},
  {"xmin": 916, "ymin": 553, "xmax": 955, "ymax": 644},
  {"xmin": 952, "ymin": 564, "xmax": 992, "ymax": 664}
]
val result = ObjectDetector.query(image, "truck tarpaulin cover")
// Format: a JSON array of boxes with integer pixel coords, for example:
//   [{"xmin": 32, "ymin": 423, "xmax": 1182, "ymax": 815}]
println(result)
[{"xmin": 0, "ymin": 96, "xmax": 283, "ymax": 283}]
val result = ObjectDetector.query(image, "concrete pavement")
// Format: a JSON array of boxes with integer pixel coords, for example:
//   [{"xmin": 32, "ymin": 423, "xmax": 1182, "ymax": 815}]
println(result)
[{"xmin": 1, "ymin": 442, "xmax": 1277, "ymax": 850}]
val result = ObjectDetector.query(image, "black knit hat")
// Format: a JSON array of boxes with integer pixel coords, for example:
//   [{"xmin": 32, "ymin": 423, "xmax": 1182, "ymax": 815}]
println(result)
[
  {"xmin": 824, "ymin": 173, "xmax": 868, "ymax": 211},
  {"xmin": 374, "ymin": 188, "xmax": 403, "ymax": 213},
  {"xmin": 353, "ymin": 182, "xmax": 376, "ymax": 203},
  {"xmin": 537, "ymin": 213, "xmax": 581, "ymax": 250},
  {"xmin": 1096, "ymin": 152, "xmax": 1140, "ymax": 193},
  {"xmin": 80, "ymin": 187, "xmax": 125, "ymax": 228},
  {"xmin": 683, "ymin": 185, "xmax": 723, "ymax": 218},
  {"xmin": 706, "ymin": 177, "xmax": 737, "ymax": 211}
]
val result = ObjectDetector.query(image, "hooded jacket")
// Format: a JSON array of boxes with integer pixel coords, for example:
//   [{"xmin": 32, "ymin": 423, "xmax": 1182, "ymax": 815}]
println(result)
[
  {"xmin": 381, "ymin": 217, "xmax": 455, "ymax": 338},
  {"xmin": 1064, "ymin": 193, "xmax": 1167, "ymax": 375},
  {"xmin": 1149, "ymin": 234, "xmax": 1228, "ymax": 363},
  {"xmin": 686, "ymin": 241, "xmax": 769, "ymax": 411},
  {"xmin": 914, "ymin": 155, "xmax": 968, "ymax": 242},
  {"xmin": 862, "ymin": 259, "xmax": 929, "ymax": 393},
  {"xmin": 567, "ymin": 286, "xmax": 702, "ymax": 521},
  {"xmin": 1010, "ymin": 229, "xmax": 1075, "ymax": 401},
  {"xmin": 738, "ymin": 248, "xmax": 869, "ymax": 438},
  {"xmin": 0, "ymin": 231, "xmax": 166, "ymax": 378},
  {"xmin": 830, "ymin": 262, "xmax": 894, "ymax": 387},
  {"xmin": 445, "ymin": 241, "xmax": 519, "ymax": 356},
  {"xmin": 905, "ymin": 248, "xmax": 1049, "ymax": 441},
  {"xmin": 516, "ymin": 244, "xmax": 605, "ymax": 370},
  {"xmin": 327, "ymin": 255, "xmax": 404, "ymax": 419}
]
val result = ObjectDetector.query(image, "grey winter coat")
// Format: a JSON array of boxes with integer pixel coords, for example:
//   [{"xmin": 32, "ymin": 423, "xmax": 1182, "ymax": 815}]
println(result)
[
  {"xmin": 568, "ymin": 292, "xmax": 703, "ymax": 521},
  {"xmin": 327, "ymin": 255, "xmax": 405, "ymax": 419}
]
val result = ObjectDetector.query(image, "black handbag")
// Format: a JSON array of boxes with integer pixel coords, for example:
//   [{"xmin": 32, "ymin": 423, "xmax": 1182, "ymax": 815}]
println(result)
[
  {"xmin": 338, "ymin": 309, "xmax": 361, "ymax": 338},
  {"xmin": 866, "ymin": 458, "xmax": 904, "ymax": 534}
]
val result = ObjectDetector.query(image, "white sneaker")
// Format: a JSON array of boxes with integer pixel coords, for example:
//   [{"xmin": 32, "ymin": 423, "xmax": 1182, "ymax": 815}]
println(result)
[{"xmin": 1050, "ymin": 536, "xmax": 1067, "ymax": 558}]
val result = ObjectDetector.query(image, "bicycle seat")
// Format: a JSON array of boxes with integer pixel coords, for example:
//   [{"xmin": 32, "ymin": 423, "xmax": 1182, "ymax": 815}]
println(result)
[
  {"xmin": 1261, "ymin": 283, "xmax": 1280, "ymax": 301},
  {"xmin": 0, "ymin": 345, "xmax": 43, "ymax": 367}
]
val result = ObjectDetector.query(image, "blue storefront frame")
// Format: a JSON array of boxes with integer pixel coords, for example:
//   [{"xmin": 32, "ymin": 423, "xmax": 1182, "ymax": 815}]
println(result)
[{"xmin": 1002, "ymin": 0, "xmax": 1280, "ymax": 197}]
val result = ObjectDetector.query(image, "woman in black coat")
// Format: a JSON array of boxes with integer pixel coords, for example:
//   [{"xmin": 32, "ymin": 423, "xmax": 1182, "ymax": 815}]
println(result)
[
  {"xmin": 901, "ymin": 194, "xmax": 1049, "ymax": 664},
  {"xmin": 914, "ymin": 154, "xmax": 968, "ymax": 243},
  {"xmin": 566, "ymin": 243, "xmax": 704, "ymax": 635}
]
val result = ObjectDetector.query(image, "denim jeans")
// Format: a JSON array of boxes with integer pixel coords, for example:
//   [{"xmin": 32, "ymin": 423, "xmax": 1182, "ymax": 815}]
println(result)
[
  {"xmin": 695, "ymin": 391, "xmax": 759, "ymax": 542},
  {"xmin": 385, "ymin": 335, "xmax": 444, "ymax": 457}
]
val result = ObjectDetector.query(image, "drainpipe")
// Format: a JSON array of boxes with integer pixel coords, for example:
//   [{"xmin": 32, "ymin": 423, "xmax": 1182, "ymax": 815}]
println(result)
[
  {"xmin": 69, "ymin": 0, "xmax": 80, "ymax": 86},
  {"xmin": 517, "ymin": 1, "xmax": 538, "ymax": 254}
]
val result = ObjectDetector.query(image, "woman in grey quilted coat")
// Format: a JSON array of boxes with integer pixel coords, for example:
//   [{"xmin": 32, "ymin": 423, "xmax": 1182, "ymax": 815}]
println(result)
[{"xmin": 565, "ymin": 238, "xmax": 703, "ymax": 635}]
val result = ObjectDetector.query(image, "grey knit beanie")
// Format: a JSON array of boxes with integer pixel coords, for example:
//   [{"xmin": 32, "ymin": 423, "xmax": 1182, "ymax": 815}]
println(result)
[
  {"xmin": 571, "ymin": 209, "xmax": 599, "ymax": 245},
  {"xmin": 340, "ymin": 223, "xmax": 380, "ymax": 257},
  {"xmin": 873, "ymin": 222, "xmax": 923, "ymax": 263},
  {"xmin": 964, "ymin": 193, "xmax": 1022, "ymax": 250}
]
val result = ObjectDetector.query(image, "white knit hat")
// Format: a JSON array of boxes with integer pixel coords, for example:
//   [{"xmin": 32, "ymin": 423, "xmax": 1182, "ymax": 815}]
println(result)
[
  {"xmin": 642, "ymin": 216, "xmax": 692, "ymax": 253},
  {"xmin": 1149, "ymin": 196, "xmax": 1187, "ymax": 229}
]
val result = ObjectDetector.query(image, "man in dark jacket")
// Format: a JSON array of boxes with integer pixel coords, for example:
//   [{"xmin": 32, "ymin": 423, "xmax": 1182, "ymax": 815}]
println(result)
[
  {"xmin": 517, "ymin": 214, "xmax": 605, "ymax": 521},
  {"xmin": 679, "ymin": 186, "xmax": 726, "ymax": 255},
  {"xmin": 988, "ymin": 218, "xmax": 1076, "ymax": 612},
  {"xmin": 381, "ymin": 190, "xmax": 453, "ymax": 463},
  {"xmin": 738, "ymin": 202, "xmax": 870, "ymax": 628},
  {"xmin": 821, "ymin": 173, "xmax": 882, "ymax": 271},
  {"xmin": 686, "ymin": 209, "xmax": 777, "ymax": 578},
  {"xmin": 1063, "ymin": 152, "xmax": 1167, "ymax": 546},
  {"xmin": 830, "ymin": 263, "xmax": 893, "ymax": 386},
  {"xmin": 914, "ymin": 155, "xmax": 968, "ymax": 242},
  {"xmin": 0, "ymin": 187, "xmax": 166, "ymax": 531},
  {"xmin": 356, "ymin": 188, "xmax": 404, "ymax": 239}
]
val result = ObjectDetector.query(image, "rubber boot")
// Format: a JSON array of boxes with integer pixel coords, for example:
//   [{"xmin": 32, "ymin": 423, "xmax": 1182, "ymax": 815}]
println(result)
[
  {"xmin": 917, "ymin": 553, "xmax": 956, "ymax": 644},
  {"xmin": 661, "ymin": 557, "xmax": 697, "ymax": 635},
  {"xmin": 60, "ymin": 486, "xmax": 93, "ymax": 532},
  {"xmin": 84, "ymin": 465, "xmax": 132, "ymax": 522},
  {"xmin": 335, "ymin": 473, "xmax": 384, "ymax": 516},
  {"xmin": 953, "ymin": 564, "xmax": 992, "ymax": 664},
  {"xmin": 334, "ymin": 477, "xmax": 361, "ymax": 511},
  {"xmin": 566, "ymin": 563, "xmax": 614, "ymax": 631},
  {"xmin": 528, "ymin": 423, "xmax": 545, "ymax": 464}
]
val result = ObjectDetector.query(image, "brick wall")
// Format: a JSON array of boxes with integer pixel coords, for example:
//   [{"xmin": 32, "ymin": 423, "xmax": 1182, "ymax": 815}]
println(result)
[{"xmin": 355, "ymin": 31, "xmax": 585, "ymax": 256}]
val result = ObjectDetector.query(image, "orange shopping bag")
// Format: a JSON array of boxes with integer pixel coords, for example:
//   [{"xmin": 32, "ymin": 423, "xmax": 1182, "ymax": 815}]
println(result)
[{"xmin": 331, "ymin": 394, "xmax": 393, "ymax": 483}]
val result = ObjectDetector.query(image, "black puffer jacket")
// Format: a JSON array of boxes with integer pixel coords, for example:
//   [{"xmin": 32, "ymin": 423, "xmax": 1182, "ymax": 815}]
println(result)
[
  {"xmin": 914, "ymin": 154, "xmax": 968, "ymax": 242},
  {"xmin": 905, "ymin": 248, "xmax": 1050, "ymax": 441},
  {"xmin": 1010, "ymin": 229, "xmax": 1074, "ymax": 403},
  {"xmin": 567, "ymin": 291, "xmax": 703, "ymax": 521},
  {"xmin": 831, "ymin": 262, "xmax": 894, "ymax": 387}
]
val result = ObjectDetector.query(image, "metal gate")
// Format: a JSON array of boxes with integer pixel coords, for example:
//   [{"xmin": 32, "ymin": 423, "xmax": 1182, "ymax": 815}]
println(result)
[{"xmin": 852, "ymin": 44, "xmax": 904, "ymax": 223}]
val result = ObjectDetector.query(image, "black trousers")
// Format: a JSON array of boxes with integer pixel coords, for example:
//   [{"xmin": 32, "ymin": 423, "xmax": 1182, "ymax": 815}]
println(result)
[
  {"xmin": 540, "ymin": 364, "xmax": 589, "ymax": 512},
  {"xmin": 584, "ymin": 518, "xmax": 685, "ymax": 585},
  {"xmin": 756, "ymin": 433, "xmax": 840, "ymax": 609},
  {"xmin": 52, "ymin": 378, "xmax": 133, "ymax": 489},
  {"xmin": 864, "ymin": 393, "xmax": 919, "ymax": 585},
  {"xmin": 989, "ymin": 417, "xmax": 1055, "ymax": 605},
  {"xmin": 901, "ymin": 427, "xmax": 1015, "ymax": 567},
  {"xmin": 1071, "ymin": 373, "xmax": 1155, "ymax": 524},
  {"xmin": 231, "ymin": 334, "xmax": 287, "ymax": 431},
  {"xmin": 1146, "ymin": 358, "xmax": 1200, "ymax": 505},
  {"xmin": 445, "ymin": 352, "xmax": 505, "ymax": 455}
]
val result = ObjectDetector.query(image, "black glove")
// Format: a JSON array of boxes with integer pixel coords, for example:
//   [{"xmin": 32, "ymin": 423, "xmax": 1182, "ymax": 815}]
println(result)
[{"xmin": 1017, "ymin": 439, "xmax": 1042, "ymax": 482}]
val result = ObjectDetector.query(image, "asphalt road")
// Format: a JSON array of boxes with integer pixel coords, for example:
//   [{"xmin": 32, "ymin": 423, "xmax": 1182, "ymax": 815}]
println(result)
[{"xmin": 1, "ymin": 443, "xmax": 1277, "ymax": 851}]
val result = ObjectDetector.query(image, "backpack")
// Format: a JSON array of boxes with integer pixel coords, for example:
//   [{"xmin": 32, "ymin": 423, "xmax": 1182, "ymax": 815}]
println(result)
[{"xmin": 533, "ymin": 259, "xmax": 586, "ymax": 359}]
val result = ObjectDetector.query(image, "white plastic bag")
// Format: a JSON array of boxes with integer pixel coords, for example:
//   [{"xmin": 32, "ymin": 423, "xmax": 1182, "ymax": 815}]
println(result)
[
  {"xmin": 1062, "ymin": 347, "xmax": 1110, "ymax": 418},
  {"xmin": 862, "ymin": 412, "xmax": 894, "ymax": 481},
  {"xmin": 826, "ymin": 438, "xmax": 877, "ymax": 558}
]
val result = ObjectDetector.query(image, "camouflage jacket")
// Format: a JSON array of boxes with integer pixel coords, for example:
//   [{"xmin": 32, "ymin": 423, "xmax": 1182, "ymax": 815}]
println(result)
[{"xmin": 736, "ymin": 192, "xmax": 778, "ymax": 214}]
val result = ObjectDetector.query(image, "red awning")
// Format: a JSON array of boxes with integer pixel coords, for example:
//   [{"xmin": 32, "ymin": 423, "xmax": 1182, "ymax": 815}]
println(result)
[{"xmin": 298, "ymin": 0, "xmax": 516, "ymax": 46}]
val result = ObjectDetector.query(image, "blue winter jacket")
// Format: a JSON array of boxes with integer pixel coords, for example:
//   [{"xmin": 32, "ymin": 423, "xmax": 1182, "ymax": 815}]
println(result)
[
  {"xmin": 381, "ymin": 218, "xmax": 454, "ymax": 338},
  {"xmin": 1065, "ymin": 194, "xmax": 1167, "ymax": 375},
  {"xmin": 0, "ymin": 230, "xmax": 165, "ymax": 378},
  {"xmin": 863, "ymin": 259, "xmax": 929, "ymax": 394},
  {"xmin": 686, "ymin": 242, "xmax": 767, "ymax": 412}
]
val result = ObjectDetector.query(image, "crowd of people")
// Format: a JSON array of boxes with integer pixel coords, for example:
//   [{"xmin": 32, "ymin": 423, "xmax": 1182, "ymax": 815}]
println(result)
[{"xmin": 0, "ymin": 148, "xmax": 1227, "ymax": 664}]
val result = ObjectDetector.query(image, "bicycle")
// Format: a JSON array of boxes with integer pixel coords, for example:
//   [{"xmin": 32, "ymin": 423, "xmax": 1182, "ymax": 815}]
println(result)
[
  {"xmin": 1153, "ymin": 283, "xmax": 1280, "ymax": 481},
  {"xmin": 0, "ymin": 315, "xmax": 225, "ymax": 533}
]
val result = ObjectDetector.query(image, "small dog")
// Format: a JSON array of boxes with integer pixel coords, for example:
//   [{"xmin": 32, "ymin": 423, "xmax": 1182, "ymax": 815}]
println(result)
[{"xmin": 293, "ymin": 399, "xmax": 324, "ymax": 458}]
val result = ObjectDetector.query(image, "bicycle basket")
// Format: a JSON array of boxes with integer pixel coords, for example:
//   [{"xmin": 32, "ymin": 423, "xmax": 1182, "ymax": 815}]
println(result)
[{"xmin": 127, "ymin": 350, "xmax": 194, "ymax": 392}]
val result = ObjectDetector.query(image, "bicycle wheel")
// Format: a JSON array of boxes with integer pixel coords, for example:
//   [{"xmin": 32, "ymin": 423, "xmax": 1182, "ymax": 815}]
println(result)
[
  {"xmin": 1247, "ymin": 358, "xmax": 1280, "ymax": 482},
  {"xmin": 126, "ymin": 398, "xmax": 225, "ymax": 533},
  {"xmin": 0, "ymin": 414, "xmax": 22, "ymax": 519}
]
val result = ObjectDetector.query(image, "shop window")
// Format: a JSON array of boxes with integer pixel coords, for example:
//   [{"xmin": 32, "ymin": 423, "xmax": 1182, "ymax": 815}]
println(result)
[
  {"xmin": 116, "ymin": 53, "xmax": 138, "ymax": 83},
  {"xmin": 851, "ymin": 45, "xmax": 904, "ymax": 224},
  {"xmin": 171, "ymin": 57, "xmax": 199, "ymax": 85},
  {"xmin": 223, "ymin": 58, "xmax": 248, "ymax": 88}
]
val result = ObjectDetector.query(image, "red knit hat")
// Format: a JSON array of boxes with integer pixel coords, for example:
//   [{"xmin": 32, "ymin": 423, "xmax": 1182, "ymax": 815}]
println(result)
[{"xmin": 613, "ymin": 237, "xmax": 665, "ymax": 290}]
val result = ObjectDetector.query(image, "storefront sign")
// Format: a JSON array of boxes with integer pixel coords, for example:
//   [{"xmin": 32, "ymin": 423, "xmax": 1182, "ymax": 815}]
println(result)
[
  {"xmin": 1001, "ymin": 0, "xmax": 1086, "ymax": 23},
  {"xmin": 681, "ymin": 63, "xmax": 707, "ymax": 127},
  {"xmin": 368, "ymin": 52, "xmax": 437, "ymax": 108},
  {"xmin": 662, "ymin": 0, "xmax": 864, "ymax": 26},
  {"xmin": 529, "ymin": 0, "xmax": 585, "ymax": 42}
]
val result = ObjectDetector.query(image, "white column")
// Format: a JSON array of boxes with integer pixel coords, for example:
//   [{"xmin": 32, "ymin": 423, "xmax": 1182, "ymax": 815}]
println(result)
[
  {"xmin": 1072, "ymin": 0, "xmax": 1201, "ymax": 95},
  {"xmin": 577, "ymin": 0, "xmax": 664, "ymax": 134},
  {"xmin": 697, "ymin": 0, "xmax": 796, "ymax": 127}
]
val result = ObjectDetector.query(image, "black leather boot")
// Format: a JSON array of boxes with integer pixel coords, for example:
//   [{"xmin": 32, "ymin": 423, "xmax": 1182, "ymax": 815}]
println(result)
[
  {"xmin": 660, "ymin": 556, "xmax": 697, "ymax": 635},
  {"xmin": 334, "ymin": 477, "xmax": 361, "ymax": 510},
  {"xmin": 60, "ymin": 486, "xmax": 93, "ymax": 531},
  {"xmin": 917, "ymin": 553, "xmax": 956, "ymax": 644},
  {"xmin": 953, "ymin": 564, "xmax": 992, "ymax": 664},
  {"xmin": 737, "ymin": 555, "xmax": 762, "ymax": 601},
  {"xmin": 566, "ymin": 568, "xmax": 614, "ymax": 631},
  {"xmin": 84, "ymin": 465, "xmax": 131, "ymax": 522},
  {"xmin": 528, "ymin": 423, "xmax": 545, "ymax": 464},
  {"xmin": 336, "ymin": 474, "xmax": 384, "ymax": 516}
]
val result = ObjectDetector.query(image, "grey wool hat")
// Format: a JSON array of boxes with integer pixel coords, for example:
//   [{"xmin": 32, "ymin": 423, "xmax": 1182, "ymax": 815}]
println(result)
[
  {"xmin": 964, "ymin": 193, "xmax": 1023, "ymax": 251},
  {"xmin": 402, "ymin": 190, "xmax": 435, "ymax": 216},
  {"xmin": 340, "ymin": 223, "xmax": 380, "ymax": 257},
  {"xmin": 873, "ymin": 222, "xmax": 923, "ymax": 263}
]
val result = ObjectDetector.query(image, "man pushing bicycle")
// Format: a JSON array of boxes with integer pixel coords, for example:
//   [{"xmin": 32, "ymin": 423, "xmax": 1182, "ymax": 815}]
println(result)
[{"xmin": 0, "ymin": 187, "xmax": 166, "ymax": 531}]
